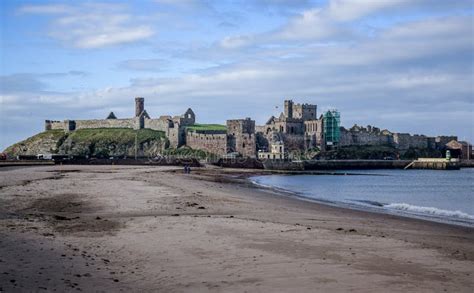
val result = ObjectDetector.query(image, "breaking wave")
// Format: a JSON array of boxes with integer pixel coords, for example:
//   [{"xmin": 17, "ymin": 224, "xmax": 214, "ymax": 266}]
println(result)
[{"xmin": 385, "ymin": 203, "xmax": 474, "ymax": 220}]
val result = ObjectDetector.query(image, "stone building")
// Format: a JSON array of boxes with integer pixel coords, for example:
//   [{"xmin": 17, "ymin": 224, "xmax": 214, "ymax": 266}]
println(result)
[
  {"xmin": 45, "ymin": 98, "xmax": 257, "ymax": 158},
  {"xmin": 445, "ymin": 140, "xmax": 472, "ymax": 159},
  {"xmin": 227, "ymin": 118, "xmax": 256, "ymax": 157},
  {"xmin": 256, "ymin": 100, "xmax": 324, "ymax": 153},
  {"xmin": 258, "ymin": 140, "xmax": 286, "ymax": 160},
  {"xmin": 44, "ymin": 97, "xmax": 461, "ymax": 159},
  {"xmin": 339, "ymin": 124, "xmax": 458, "ymax": 151},
  {"xmin": 46, "ymin": 97, "xmax": 195, "ymax": 148},
  {"xmin": 185, "ymin": 118, "xmax": 257, "ymax": 158},
  {"xmin": 339, "ymin": 125, "xmax": 392, "ymax": 147}
]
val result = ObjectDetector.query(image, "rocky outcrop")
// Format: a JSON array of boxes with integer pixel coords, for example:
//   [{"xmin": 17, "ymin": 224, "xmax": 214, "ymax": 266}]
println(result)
[{"xmin": 4, "ymin": 128, "xmax": 168, "ymax": 158}]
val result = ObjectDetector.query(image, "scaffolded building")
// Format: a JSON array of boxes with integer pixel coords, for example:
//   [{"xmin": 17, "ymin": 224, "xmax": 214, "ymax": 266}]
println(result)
[{"xmin": 323, "ymin": 110, "xmax": 340, "ymax": 149}]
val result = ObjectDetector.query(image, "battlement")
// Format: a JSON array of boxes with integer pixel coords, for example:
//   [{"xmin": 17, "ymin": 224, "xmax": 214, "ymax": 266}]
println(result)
[
  {"xmin": 227, "ymin": 118, "xmax": 255, "ymax": 135},
  {"xmin": 283, "ymin": 99, "xmax": 317, "ymax": 121},
  {"xmin": 41, "ymin": 97, "xmax": 460, "ymax": 159}
]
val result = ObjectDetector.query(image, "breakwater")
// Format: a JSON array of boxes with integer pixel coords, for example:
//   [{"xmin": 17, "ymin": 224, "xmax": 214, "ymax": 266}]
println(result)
[{"xmin": 407, "ymin": 158, "xmax": 460, "ymax": 170}]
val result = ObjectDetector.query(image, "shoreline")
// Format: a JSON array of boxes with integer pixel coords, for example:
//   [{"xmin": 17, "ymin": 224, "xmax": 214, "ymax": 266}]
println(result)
[
  {"xmin": 245, "ymin": 172, "xmax": 474, "ymax": 228},
  {"xmin": 1, "ymin": 165, "xmax": 473, "ymax": 292},
  {"xmin": 188, "ymin": 166, "xmax": 474, "ymax": 228}
]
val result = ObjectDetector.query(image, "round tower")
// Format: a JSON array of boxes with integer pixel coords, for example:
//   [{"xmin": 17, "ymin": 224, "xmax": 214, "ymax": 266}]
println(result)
[{"xmin": 135, "ymin": 97, "xmax": 144, "ymax": 117}]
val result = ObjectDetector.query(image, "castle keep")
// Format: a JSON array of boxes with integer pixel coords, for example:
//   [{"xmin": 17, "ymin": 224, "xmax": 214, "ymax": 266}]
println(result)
[
  {"xmin": 256, "ymin": 100, "xmax": 324, "ymax": 153},
  {"xmin": 45, "ymin": 97, "xmax": 458, "ymax": 158}
]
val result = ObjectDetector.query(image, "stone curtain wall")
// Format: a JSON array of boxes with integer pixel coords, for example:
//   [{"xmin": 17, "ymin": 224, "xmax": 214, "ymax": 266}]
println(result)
[
  {"xmin": 48, "ymin": 121, "xmax": 64, "ymax": 130},
  {"xmin": 338, "ymin": 128, "xmax": 454, "ymax": 150},
  {"xmin": 186, "ymin": 132, "xmax": 227, "ymax": 156},
  {"xmin": 74, "ymin": 119, "xmax": 136, "ymax": 130},
  {"xmin": 145, "ymin": 118, "xmax": 172, "ymax": 132},
  {"xmin": 46, "ymin": 119, "xmax": 137, "ymax": 131},
  {"xmin": 339, "ymin": 129, "xmax": 392, "ymax": 147},
  {"xmin": 392, "ymin": 133, "xmax": 429, "ymax": 150}
]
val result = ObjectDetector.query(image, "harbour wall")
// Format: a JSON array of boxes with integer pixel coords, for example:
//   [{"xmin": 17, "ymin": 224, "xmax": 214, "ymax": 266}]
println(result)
[{"xmin": 263, "ymin": 160, "xmax": 412, "ymax": 170}]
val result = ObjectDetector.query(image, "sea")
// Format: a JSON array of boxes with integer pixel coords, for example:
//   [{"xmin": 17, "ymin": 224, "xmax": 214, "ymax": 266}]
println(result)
[{"xmin": 250, "ymin": 168, "xmax": 474, "ymax": 227}]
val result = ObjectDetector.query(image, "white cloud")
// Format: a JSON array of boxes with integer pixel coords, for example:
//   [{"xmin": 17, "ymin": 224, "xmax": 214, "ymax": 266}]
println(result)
[
  {"xmin": 219, "ymin": 35, "xmax": 255, "ymax": 49},
  {"xmin": 327, "ymin": 0, "xmax": 411, "ymax": 22},
  {"xmin": 19, "ymin": 3, "xmax": 154, "ymax": 49},
  {"xmin": 217, "ymin": 0, "xmax": 410, "ymax": 46},
  {"xmin": 118, "ymin": 59, "xmax": 169, "ymax": 72},
  {"xmin": 3, "ymin": 0, "xmax": 473, "ymax": 150},
  {"xmin": 18, "ymin": 4, "xmax": 71, "ymax": 14}
]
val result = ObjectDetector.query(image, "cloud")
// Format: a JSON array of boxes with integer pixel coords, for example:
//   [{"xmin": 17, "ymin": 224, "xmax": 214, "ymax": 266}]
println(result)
[
  {"xmin": 326, "ymin": 0, "xmax": 410, "ymax": 21},
  {"xmin": 18, "ymin": 3, "xmax": 154, "ymax": 49},
  {"xmin": 154, "ymin": 0, "xmax": 211, "ymax": 10},
  {"xmin": 2, "ymin": 0, "xmax": 473, "ymax": 150},
  {"xmin": 118, "ymin": 59, "xmax": 169, "ymax": 72},
  {"xmin": 216, "ymin": 0, "xmax": 389, "ymax": 47},
  {"xmin": 215, "ymin": 0, "xmax": 473, "ymax": 49},
  {"xmin": 0, "ymin": 74, "xmax": 46, "ymax": 93},
  {"xmin": 18, "ymin": 4, "xmax": 70, "ymax": 14},
  {"xmin": 219, "ymin": 35, "xmax": 256, "ymax": 49}
]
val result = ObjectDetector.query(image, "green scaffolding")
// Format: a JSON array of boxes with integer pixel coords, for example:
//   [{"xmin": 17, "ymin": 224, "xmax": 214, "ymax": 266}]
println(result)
[{"xmin": 323, "ymin": 110, "xmax": 340, "ymax": 147}]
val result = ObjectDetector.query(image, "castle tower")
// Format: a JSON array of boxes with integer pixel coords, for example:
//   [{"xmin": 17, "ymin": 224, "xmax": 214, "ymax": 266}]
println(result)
[
  {"xmin": 284, "ymin": 100, "xmax": 293, "ymax": 119},
  {"xmin": 226, "ymin": 118, "xmax": 256, "ymax": 158},
  {"xmin": 135, "ymin": 97, "xmax": 144, "ymax": 117}
]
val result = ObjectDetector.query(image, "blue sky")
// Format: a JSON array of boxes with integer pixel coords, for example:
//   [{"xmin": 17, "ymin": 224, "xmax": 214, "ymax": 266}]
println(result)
[{"xmin": 1, "ymin": 0, "xmax": 473, "ymax": 150}]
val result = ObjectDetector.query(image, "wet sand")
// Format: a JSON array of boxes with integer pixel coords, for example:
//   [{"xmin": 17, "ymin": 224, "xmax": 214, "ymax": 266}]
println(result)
[{"xmin": 0, "ymin": 165, "xmax": 473, "ymax": 292}]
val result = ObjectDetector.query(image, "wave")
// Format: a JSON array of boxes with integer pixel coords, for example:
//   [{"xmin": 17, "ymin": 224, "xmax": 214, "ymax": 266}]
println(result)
[{"xmin": 385, "ymin": 203, "xmax": 474, "ymax": 220}]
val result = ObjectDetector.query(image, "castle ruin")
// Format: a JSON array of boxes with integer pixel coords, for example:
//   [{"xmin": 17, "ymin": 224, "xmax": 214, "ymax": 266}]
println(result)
[{"xmin": 45, "ymin": 97, "xmax": 458, "ymax": 158}]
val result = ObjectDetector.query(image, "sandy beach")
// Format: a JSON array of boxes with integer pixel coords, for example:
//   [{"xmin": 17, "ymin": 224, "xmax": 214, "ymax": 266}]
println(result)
[{"xmin": 0, "ymin": 165, "xmax": 473, "ymax": 292}]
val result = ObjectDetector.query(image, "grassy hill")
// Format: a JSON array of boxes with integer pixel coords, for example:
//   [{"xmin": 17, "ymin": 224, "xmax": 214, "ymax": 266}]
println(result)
[
  {"xmin": 185, "ymin": 124, "xmax": 227, "ymax": 132},
  {"xmin": 4, "ymin": 128, "xmax": 168, "ymax": 158}
]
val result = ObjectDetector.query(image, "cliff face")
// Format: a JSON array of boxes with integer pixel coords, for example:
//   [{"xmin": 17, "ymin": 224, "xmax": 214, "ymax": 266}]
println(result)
[{"xmin": 4, "ymin": 128, "xmax": 168, "ymax": 158}]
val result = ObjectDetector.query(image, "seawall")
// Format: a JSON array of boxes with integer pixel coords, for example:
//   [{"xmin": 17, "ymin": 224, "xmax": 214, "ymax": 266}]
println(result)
[{"xmin": 263, "ymin": 160, "xmax": 412, "ymax": 170}]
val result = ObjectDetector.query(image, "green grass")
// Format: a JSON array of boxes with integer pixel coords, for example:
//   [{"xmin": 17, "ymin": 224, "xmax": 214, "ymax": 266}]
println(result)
[
  {"xmin": 67, "ymin": 128, "xmax": 166, "ymax": 144},
  {"xmin": 25, "ymin": 129, "xmax": 66, "ymax": 142},
  {"xmin": 185, "ymin": 124, "xmax": 227, "ymax": 132},
  {"xmin": 3, "ymin": 128, "xmax": 167, "ymax": 156},
  {"xmin": 4, "ymin": 129, "xmax": 66, "ymax": 154}
]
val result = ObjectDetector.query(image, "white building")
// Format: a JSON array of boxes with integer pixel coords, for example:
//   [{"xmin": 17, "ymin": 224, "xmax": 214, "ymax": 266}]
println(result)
[{"xmin": 258, "ymin": 141, "xmax": 286, "ymax": 160}]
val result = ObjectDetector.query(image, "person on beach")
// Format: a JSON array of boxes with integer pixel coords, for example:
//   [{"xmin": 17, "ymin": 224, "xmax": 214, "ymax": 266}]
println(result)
[{"xmin": 184, "ymin": 165, "xmax": 191, "ymax": 174}]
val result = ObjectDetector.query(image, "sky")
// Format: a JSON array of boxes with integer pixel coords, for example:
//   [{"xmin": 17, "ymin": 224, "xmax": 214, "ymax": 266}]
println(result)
[{"xmin": 0, "ymin": 0, "xmax": 473, "ymax": 150}]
